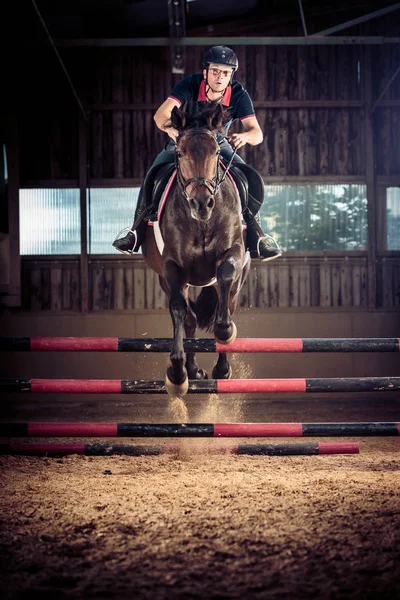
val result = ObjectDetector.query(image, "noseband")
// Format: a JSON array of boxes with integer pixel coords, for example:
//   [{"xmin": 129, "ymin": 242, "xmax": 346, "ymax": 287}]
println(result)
[{"xmin": 174, "ymin": 129, "xmax": 236, "ymax": 201}]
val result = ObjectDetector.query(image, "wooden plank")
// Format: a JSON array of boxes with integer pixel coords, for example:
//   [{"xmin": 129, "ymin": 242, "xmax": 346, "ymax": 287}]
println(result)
[
  {"xmin": 391, "ymin": 109, "xmax": 400, "ymax": 174},
  {"xmin": 21, "ymin": 263, "xmax": 31, "ymax": 310},
  {"xmin": 319, "ymin": 262, "xmax": 331, "ymax": 307},
  {"xmin": 331, "ymin": 263, "xmax": 341, "ymax": 306},
  {"xmin": 92, "ymin": 266, "xmax": 104, "ymax": 311},
  {"xmin": 341, "ymin": 261, "xmax": 353, "ymax": 307},
  {"xmin": 267, "ymin": 265, "xmax": 279, "ymax": 307},
  {"xmin": 318, "ymin": 109, "xmax": 330, "ymax": 174},
  {"xmin": 71, "ymin": 267, "xmax": 81, "ymax": 312},
  {"xmin": 360, "ymin": 262, "xmax": 368, "ymax": 307},
  {"xmin": 247, "ymin": 267, "xmax": 257, "ymax": 308},
  {"xmin": 113, "ymin": 111, "xmax": 124, "ymax": 178},
  {"xmin": 352, "ymin": 264, "xmax": 361, "ymax": 307},
  {"xmin": 298, "ymin": 263, "xmax": 311, "ymax": 307},
  {"xmin": 4, "ymin": 116, "xmax": 20, "ymax": 305},
  {"xmin": 90, "ymin": 112, "xmax": 103, "ymax": 179},
  {"xmin": 125, "ymin": 268, "xmax": 133, "ymax": 310},
  {"xmin": 278, "ymin": 261, "xmax": 289, "ymax": 307},
  {"xmin": 349, "ymin": 107, "xmax": 364, "ymax": 175},
  {"xmin": 381, "ymin": 260, "xmax": 394, "ymax": 307},
  {"xmin": 145, "ymin": 266, "xmax": 155, "ymax": 309},
  {"xmin": 133, "ymin": 264, "xmax": 145, "ymax": 309},
  {"xmin": 50, "ymin": 267, "xmax": 62, "ymax": 311},
  {"xmin": 394, "ymin": 263, "xmax": 400, "ymax": 306},
  {"xmin": 104, "ymin": 267, "xmax": 113, "ymax": 309},
  {"xmin": 297, "ymin": 109, "xmax": 308, "ymax": 176},
  {"xmin": 255, "ymin": 263, "xmax": 269, "ymax": 308},
  {"xmin": 41, "ymin": 268, "xmax": 51, "ymax": 311},
  {"xmin": 124, "ymin": 111, "xmax": 132, "ymax": 178},
  {"xmin": 30, "ymin": 269, "xmax": 42, "ymax": 311},
  {"xmin": 333, "ymin": 109, "xmax": 350, "ymax": 175},
  {"xmin": 307, "ymin": 108, "xmax": 317, "ymax": 175},
  {"xmin": 113, "ymin": 267, "xmax": 125, "ymax": 310},
  {"xmin": 275, "ymin": 109, "xmax": 289, "ymax": 175},
  {"xmin": 376, "ymin": 108, "xmax": 391, "ymax": 176},
  {"xmin": 289, "ymin": 263, "xmax": 299, "ymax": 307},
  {"xmin": 62, "ymin": 268, "xmax": 71, "ymax": 310}
]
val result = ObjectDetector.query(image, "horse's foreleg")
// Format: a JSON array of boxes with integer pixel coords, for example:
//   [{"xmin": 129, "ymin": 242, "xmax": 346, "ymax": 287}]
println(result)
[
  {"xmin": 214, "ymin": 252, "xmax": 241, "ymax": 345},
  {"xmin": 212, "ymin": 249, "xmax": 243, "ymax": 380},
  {"xmin": 163, "ymin": 260, "xmax": 189, "ymax": 396},
  {"xmin": 184, "ymin": 292, "xmax": 208, "ymax": 380}
]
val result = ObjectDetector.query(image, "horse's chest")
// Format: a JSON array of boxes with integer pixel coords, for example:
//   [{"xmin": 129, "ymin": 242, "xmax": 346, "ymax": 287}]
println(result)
[{"xmin": 190, "ymin": 233, "xmax": 223, "ymax": 258}]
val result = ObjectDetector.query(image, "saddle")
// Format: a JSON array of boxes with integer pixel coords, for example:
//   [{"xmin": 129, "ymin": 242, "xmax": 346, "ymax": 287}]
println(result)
[
  {"xmin": 142, "ymin": 162, "xmax": 176, "ymax": 221},
  {"xmin": 226, "ymin": 162, "xmax": 264, "ymax": 216}
]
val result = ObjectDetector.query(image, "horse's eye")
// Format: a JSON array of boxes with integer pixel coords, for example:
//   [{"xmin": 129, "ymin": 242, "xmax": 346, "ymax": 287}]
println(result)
[
  {"xmin": 216, "ymin": 150, "xmax": 220, "ymax": 156},
  {"xmin": 176, "ymin": 151, "xmax": 182, "ymax": 158}
]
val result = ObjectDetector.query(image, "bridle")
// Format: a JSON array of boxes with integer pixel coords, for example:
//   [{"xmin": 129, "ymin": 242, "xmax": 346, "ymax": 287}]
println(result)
[{"xmin": 174, "ymin": 129, "xmax": 237, "ymax": 201}]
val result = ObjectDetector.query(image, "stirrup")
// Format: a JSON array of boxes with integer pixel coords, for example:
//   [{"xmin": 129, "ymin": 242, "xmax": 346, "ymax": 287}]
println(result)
[
  {"xmin": 112, "ymin": 227, "xmax": 137, "ymax": 256},
  {"xmin": 257, "ymin": 234, "xmax": 282, "ymax": 262}
]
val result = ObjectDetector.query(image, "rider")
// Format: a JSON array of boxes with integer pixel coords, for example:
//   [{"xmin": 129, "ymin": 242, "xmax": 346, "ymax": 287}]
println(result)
[{"xmin": 113, "ymin": 45, "xmax": 281, "ymax": 261}]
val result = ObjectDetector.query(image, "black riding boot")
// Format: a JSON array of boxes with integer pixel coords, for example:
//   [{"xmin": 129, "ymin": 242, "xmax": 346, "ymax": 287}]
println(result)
[
  {"xmin": 112, "ymin": 187, "xmax": 148, "ymax": 255},
  {"xmin": 243, "ymin": 208, "xmax": 282, "ymax": 262}
]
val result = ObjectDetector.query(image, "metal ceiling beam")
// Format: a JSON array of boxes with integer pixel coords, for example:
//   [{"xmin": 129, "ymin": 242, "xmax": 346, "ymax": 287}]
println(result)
[
  {"xmin": 167, "ymin": 0, "xmax": 186, "ymax": 74},
  {"xmin": 312, "ymin": 3, "xmax": 400, "ymax": 36},
  {"xmin": 53, "ymin": 36, "xmax": 400, "ymax": 46},
  {"xmin": 297, "ymin": 0, "xmax": 308, "ymax": 37}
]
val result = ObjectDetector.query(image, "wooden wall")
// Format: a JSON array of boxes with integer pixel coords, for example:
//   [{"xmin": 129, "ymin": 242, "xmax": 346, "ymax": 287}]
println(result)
[
  {"xmin": 19, "ymin": 254, "xmax": 378, "ymax": 311},
  {"xmin": 7, "ymin": 38, "xmax": 400, "ymax": 312}
]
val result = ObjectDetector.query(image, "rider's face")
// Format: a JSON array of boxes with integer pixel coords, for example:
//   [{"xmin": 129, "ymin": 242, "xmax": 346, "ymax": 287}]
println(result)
[{"xmin": 204, "ymin": 63, "xmax": 233, "ymax": 89}]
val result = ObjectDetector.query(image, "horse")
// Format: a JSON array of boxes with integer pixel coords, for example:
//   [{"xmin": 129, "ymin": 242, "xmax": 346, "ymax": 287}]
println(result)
[{"xmin": 142, "ymin": 103, "xmax": 251, "ymax": 396}]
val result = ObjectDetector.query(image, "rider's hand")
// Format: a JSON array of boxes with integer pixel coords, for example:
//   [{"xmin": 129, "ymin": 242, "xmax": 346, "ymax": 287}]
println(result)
[
  {"xmin": 165, "ymin": 127, "xmax": 179, "ymax": 142},
  {"xmin": 228, "ymin": 133, "xmax": 249, "ymax": 150}
]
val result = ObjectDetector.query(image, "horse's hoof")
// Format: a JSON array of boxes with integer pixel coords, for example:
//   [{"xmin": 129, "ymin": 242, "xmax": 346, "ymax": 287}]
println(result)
[
  {"xmin": 165, "ymin": 373, "xmax": 189, "ymax": 397},
  {"xmin": 216, "ymin": 322, "xmax": 237, "ymax": 345},
  {"xmin": 196, "ymin": 368, "xmax": 208, "ymax": 380},
  {"xmin": 212, "ymin": 364, "xmax": 232, "ymax": 380}
]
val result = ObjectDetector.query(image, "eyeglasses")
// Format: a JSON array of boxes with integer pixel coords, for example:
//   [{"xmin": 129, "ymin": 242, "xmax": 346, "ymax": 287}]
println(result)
[{"xmin": 209, "ymin": 67, "xmax": 232, "ymax": 78}]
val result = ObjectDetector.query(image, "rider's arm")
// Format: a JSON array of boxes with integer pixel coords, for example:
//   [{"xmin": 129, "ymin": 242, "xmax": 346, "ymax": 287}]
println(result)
[
  {"xmin": 240, "ymin": 117, "xmax": 263, "ymax": 145},
  {"xmin": 154, "ymin": 98, "xmax": 181, "ymax": 141},
  {"xmin": 228, "ymin": 117, "xmax": 263, "ymax": 149}
]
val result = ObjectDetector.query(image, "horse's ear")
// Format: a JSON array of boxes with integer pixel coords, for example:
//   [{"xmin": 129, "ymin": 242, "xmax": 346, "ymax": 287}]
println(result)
[
  {"xmin": 170, "ymin": 105, "xmax": 186, "ymax": 131},
  {"xmin": 209, "ymin": 104, "xmax": 226, "ymax": 131}
]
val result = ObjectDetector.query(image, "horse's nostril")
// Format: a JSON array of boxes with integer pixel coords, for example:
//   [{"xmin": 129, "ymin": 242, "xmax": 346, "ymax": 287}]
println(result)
[{"xmin": 207, "ymin": 197, "xmax": 215, "ymax": 209}]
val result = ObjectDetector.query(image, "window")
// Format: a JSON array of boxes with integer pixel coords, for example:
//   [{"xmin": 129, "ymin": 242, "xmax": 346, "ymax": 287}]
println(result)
[
  {"xmin": 19, "ymin": 187, "xmax": 140, "ymax": 255},
  {"xmin": 20, "ymin": 189, "xmax": 80, "ymax": 255},
  {"xmin": 386, "ymin": 187, "xmax": 400, "ymax": 251},
  {"xmin": 87, "ymin": 188, "xmax": 140, "ymax": 254},
  {"xmin": 20, "ymin": 184, "xmax": 369, "ymax": 255},
  {"xmin": 261, "ymin": 184, "xmax": 367, "ymax": 251}
]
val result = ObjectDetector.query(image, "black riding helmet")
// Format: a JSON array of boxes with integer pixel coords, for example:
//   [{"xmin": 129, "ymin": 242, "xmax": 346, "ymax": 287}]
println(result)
[{"xmin": 202, "ymin": 46, "xmax": 238, "ymax": 84}]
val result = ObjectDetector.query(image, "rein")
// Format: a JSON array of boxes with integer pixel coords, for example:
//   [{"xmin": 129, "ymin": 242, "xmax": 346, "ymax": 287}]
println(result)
[{"xmin": 174, "ymin": 129, "xmax": 237, "ymax": 201}]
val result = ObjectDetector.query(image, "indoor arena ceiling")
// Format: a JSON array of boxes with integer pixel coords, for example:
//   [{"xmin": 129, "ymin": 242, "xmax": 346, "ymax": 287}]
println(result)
[{"xmin": 10, "ymin": 0, "xmax": 400, "ymax": 41}]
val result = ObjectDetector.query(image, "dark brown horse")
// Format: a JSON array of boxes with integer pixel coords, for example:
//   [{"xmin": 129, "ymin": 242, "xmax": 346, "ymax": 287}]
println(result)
[{"xmin": 142, "ymin": 103, "xmax": 250, "ymax": 396}]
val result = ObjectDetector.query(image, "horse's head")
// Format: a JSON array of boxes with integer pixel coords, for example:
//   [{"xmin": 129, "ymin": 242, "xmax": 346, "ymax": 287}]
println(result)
[{"xmin": 169, "ymin": 103, "xmax": 229, "ymax": 222}]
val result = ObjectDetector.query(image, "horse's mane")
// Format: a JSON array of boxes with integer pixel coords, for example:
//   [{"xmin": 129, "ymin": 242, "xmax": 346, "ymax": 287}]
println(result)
[{"xmin": 168, "ymin": 102, "xmax": 230, "ymax": 134}]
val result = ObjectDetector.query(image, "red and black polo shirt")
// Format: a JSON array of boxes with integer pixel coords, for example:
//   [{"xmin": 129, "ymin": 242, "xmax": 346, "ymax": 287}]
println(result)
[{"xmin": 168, "ymin": 74, "xmax": 256, "ymax": 131}]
